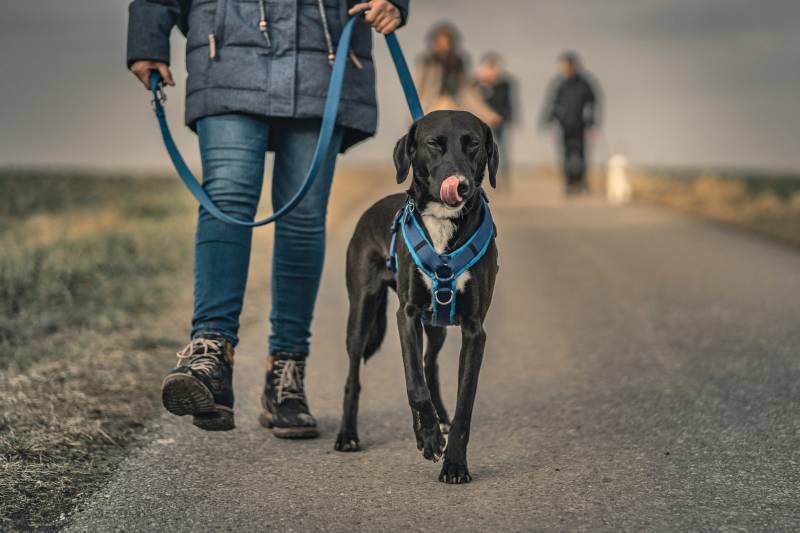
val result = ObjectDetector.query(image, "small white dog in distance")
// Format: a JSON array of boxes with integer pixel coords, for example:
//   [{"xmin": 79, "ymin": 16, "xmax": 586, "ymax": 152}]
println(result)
[{"xmin": 606, "ymin": 154, "xmax": 632, "ymax": 205}]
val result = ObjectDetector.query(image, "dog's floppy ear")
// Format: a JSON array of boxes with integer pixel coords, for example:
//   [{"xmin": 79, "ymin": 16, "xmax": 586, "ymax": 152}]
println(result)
[
  {"xmin": 483, "ymin": 123, "xmax": 500, "ymax": 188},
  {"xmin": 393, "ymin": 123, "xmax": 417, "ymax": 184}
]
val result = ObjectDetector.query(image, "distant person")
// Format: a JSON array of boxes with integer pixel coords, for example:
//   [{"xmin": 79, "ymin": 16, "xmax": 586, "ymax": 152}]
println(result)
[
  {"xmin": 475, "ymin": 52, "xmax": 516, "ymax": 184},
  {"xmin": 416, "ymin": 23, "xmax": 501, "ymax": 127},
  {"xmin": 541, "ymin": 51, "xmax": 601, "ymax": 195}
]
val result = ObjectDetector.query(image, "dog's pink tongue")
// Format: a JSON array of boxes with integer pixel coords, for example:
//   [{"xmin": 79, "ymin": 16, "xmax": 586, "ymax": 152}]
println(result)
[{"xmin": 440, "ymin": 176, "xmax": 463, "ymax": 206}]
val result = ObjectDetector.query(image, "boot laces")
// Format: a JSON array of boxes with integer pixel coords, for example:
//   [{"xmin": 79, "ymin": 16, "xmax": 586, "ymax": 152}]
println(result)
[
  {"xmin": 272, "ymin": 359, "xmax": 307, "ymax": 404},
  {"xmin": 177, "ymin": 338, "xmax": 224, "ymax": 376}
]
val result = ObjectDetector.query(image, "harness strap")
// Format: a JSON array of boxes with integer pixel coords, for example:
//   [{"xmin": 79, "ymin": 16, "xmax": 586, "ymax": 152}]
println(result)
[
  {"xmin": 149, "ymin": 14, "xmax": 423, "ymax": 227},
  {"xmin": 391, "ymin": 195, "xmax": 494, "ymax": 326},
  {"xmin": 386, "ymin": 206, "xmax": 405, "ymax": 272}
]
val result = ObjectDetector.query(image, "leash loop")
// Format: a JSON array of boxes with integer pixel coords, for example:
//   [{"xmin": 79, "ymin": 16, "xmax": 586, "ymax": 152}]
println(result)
[
  {"xmin": 434, "ymin": 266, "xmax": 454, "ymax": 281},
  {"xmin": 149, "ymin": 13, "xmax": 423, "ymax": 227},
  {"xmin": 434, "ymin": 287, "xmax": 454, "ymax": 306}
]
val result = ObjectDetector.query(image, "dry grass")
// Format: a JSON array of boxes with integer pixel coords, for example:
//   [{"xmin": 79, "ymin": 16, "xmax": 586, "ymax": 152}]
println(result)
[
  {"xmin": 0, "ymin": 172, "xmax": 194, "ymax": 531},
  {"xmin": 0, "ymin": 168, "xmax": 379, "ymax": 531},
  {"xmin": 0, "ymin": 332, "xmax": 180, "ymax": 530},
  {"xmin": 589, "ymin": 169, "xmax": 800, "ymax": 247}
]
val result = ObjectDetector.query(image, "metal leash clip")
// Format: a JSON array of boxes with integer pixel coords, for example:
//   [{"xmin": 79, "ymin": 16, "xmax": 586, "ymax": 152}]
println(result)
[{"xmin": 150, "ymin": 80, "xmax": 167, "ymax": 111}]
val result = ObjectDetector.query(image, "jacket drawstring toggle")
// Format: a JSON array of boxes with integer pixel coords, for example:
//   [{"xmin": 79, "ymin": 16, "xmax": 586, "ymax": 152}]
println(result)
[
  {"xmin": 208, "ymin": 33, "xmax": 217, "ymax": 59},
  {"xmin": 258, "ymin": 0, "xmax": 272, "ymax": 47}
]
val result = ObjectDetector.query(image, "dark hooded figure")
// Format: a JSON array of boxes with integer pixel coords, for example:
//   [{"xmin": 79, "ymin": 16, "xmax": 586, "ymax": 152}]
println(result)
[{"xmin": 541, "ymin": 51, "xmax": 601, "ymax": 194}]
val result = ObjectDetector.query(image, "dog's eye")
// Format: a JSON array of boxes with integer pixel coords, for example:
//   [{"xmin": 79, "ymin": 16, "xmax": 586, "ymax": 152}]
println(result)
[
  {"xmin": 463, "ymin": 136, "xmax": 480, "ymax": 150},
  {"xmin": 426, "ymin": 139, "xmax": 440, "ymax": 150}
]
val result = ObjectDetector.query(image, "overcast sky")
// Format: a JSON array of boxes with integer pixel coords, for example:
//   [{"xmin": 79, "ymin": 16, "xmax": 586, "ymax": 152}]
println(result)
[{"xmin": 1, "ymin": 0, "xmax": 799, "ymax": 172}]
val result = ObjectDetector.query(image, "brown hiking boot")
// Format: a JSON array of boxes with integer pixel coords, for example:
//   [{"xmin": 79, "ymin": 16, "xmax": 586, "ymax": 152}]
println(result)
[
  {"xmin": 258, "ymin": 353, "xmax": 319, "ymax": 438},
  {"xmin": 161, "ymin": 335, "xmax": 235, "ymax": 431}
]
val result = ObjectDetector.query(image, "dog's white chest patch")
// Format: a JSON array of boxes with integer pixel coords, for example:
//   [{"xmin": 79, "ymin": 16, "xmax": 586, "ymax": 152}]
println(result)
[{"xmin": 419, "ymin": 204, "xmax": 471, "ymax": 293}]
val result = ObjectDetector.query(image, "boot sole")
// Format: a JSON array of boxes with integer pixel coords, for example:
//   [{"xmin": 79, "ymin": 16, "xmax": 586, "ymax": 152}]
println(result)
[
  {"xmin": 162, "ymin": 374, "xmax": 235, "ymax": 431},
  {"xmin": 258, "ymin": 410, "xmax": 319, "ymax": 439}
]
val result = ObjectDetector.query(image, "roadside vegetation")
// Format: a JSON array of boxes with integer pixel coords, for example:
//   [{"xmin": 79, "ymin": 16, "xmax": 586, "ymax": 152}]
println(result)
[
  {"xmin": 589, "ymin": 168, "xmax": 800, "ymax": 247},
  {"xmin": 0, "ymin": 167, "xmax": 378, "ymax": 530},
  {"xmin": 0, "ymin": 172, "xmax": 195, "ymax": 530}
]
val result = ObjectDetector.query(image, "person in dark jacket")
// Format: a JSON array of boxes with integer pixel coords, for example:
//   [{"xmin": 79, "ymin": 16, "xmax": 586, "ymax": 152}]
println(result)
[
  {"xmin": 475, "ymin": 52, "xmax": 516, "ymax": 185},
  {"xmin": 541, "ymin": 51, "xmax": 600, "ymax": 194},
  {"xmin": 127, "ymin": 0, "xmax": 409, "ymax": 438}
]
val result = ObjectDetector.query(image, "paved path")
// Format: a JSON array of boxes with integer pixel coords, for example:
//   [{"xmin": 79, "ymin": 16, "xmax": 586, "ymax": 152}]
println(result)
[{"xmin": 68, "ymin": 175, "xmax": 800, "ymax": 532}]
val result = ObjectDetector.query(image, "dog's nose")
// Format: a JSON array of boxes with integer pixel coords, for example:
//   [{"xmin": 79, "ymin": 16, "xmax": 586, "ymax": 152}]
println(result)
[{"xmin": 457, "ymin": 180, "xmax": 470, "ymax": 198}]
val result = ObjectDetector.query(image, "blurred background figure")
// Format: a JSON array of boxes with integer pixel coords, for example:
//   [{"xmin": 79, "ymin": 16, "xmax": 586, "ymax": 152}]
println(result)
[
  {"xmin": 416, "ymin": 22, "xmax": 501, "ymax": 128},
  {"xmin": 541, "ymin": 51, "xmax": 601, "ymax": 195},
  {"xmin": 474, "ymin": 52, "xmax": 516, "ymax": 186},
  {"xmin": 606, "ymin": 154, "xmax": 632, "ymax": 205}
]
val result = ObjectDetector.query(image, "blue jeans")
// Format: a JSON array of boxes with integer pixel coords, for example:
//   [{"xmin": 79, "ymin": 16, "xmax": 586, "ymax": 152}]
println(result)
[{"xmin": 191, "ymin": 114, "xmax": 343, "ymax": 355}]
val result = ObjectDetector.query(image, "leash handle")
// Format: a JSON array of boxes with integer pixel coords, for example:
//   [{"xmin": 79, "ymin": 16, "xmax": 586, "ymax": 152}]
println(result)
[{"xmin": 149, "ymin": 14, "xmax": 423, "ymax": 227}]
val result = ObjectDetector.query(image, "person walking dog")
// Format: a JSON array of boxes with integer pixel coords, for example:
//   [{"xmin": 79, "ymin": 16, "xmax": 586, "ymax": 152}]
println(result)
[{"xmin": 127, "ymin": 0, "xmax": 408, "ymax": 437}]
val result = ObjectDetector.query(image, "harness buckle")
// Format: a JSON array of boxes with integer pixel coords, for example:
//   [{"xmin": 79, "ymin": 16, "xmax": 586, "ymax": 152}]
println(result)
[{"xmin": 434, "ymin": 287, "xmax": 454, "ymax": 306}]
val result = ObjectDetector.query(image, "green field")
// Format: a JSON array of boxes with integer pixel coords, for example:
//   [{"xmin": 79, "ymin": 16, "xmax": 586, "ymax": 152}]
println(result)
[{"xmin": 0, "ymin": 172, "xmax": 195, "ymax": 530}]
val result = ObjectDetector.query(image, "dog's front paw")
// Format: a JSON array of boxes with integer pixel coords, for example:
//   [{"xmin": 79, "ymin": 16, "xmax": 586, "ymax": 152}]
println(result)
[
  {"xmin": 438, "ymin": 459, "xmax": 471, "ymax": 484},
  {"xmin": 416, "ymin": 423, "xmax": 445, "ymax": 462},
  {"xmin": 334, "ymin": 432, "xmax": 361, "ymax": 452}
]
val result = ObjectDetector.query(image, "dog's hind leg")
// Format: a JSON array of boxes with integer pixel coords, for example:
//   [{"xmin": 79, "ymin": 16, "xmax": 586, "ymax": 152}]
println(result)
[
  {"xmin": 423, "ymin": 324, "xmax": 450, "ymax": 434},
  {"xmin": 335, "ymin": 283, "xmax": 388, "ymax": 452},
  {"xmin": 438, "ymin": 318, "xmax": 486, "ymax": 484}
]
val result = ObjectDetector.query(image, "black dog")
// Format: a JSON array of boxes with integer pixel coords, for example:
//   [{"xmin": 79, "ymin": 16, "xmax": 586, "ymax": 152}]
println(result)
[{"xmin": 334, "ymin": 110, "xmax": 499, "ymax": 484}]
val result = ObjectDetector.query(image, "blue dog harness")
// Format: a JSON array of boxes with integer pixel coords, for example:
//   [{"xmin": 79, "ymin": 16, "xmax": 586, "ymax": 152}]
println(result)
[
  {"xmin": 387, "ymin": 194, "xmax": 495, "ymax": 326},
  {"xmin": 148, "ymin": 13, "xmax": 423, "ymax": 227}
]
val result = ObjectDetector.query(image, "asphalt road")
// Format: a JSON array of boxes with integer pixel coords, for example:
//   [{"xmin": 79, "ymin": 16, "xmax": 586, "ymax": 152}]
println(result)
[{"xmin": 67, "ymin": 175, "xmax": 800, "ymax": 532}]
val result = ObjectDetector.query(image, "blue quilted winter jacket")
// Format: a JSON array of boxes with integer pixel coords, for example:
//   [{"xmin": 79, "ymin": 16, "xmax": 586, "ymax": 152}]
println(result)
[{"xmin": 127, "ymin": 0, "xmax": 409, "ymax": 150}]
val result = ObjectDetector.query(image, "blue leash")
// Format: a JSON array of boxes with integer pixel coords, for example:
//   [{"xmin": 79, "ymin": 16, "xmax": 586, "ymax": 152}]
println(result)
[{"xmin": 149, "ymin": 14, "xmax": 423, "ymax": 227}]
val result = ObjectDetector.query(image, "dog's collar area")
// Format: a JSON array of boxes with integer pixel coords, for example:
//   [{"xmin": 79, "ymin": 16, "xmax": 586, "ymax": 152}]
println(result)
[{"xmin": 387, "ymin": 192, "xmax": 494, "ymax": 326}]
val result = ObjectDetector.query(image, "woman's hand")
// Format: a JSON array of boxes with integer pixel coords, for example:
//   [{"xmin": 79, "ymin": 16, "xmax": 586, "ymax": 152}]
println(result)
[
  {"xmin": 130, "ymin": 60, "xmax": 174, "ymax": 90},
  {"xmin": 348, "ymin": 0, "xmax": 402, "ymax": 35}
]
